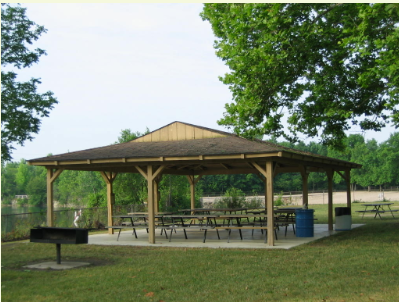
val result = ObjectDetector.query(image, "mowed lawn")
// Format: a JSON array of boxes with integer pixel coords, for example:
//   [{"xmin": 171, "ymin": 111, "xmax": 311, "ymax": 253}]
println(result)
[{"xmin": 2, "ymin": 202, "xmax": 399, "ymax": 302}]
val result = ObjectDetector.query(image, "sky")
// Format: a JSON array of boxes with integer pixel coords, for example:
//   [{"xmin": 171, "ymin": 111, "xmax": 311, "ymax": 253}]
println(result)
[{"xmin": 6, "ymin": 2, "xmax": 398, "ymax": 163}]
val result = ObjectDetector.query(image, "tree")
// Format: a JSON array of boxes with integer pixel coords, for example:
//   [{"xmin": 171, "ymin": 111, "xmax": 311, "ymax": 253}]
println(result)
[
  {"xmin": 25, "ymin": 166, "xmax": 47, "ymax": 206},
  {"xmin": 15, "ymin": 159, "xmax": 31, "ymax": 194},
  {"xmin": 1, "ymin": 161, "xmax": 19, "ymax": 204},
  {"xmin": 201, "ymin": 3, "xmax": 399, "ymax": 150},
  {"xmin": 113, "ymin": 128, "xmax": 150, "ymax": 206},
  {"xmin": 1, "ymin": 4, "xmax": 58, "ymax": 162},
  {"xmin": 378, "ymin": 133, "xmax": 399, "ymax": 187},
  {"xmin": 114, "ymin": 128, "xmax": 149, "ymax": 144}
]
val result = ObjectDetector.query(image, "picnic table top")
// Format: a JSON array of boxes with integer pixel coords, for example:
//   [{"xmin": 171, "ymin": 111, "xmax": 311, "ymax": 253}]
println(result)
[{"xmin": 362, "ymin": 203, "xmax": 393, "ymax": 206}]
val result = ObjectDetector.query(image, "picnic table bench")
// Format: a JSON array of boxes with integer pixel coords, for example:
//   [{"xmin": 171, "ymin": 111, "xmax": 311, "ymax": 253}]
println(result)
[
  {"xmin": 107, "ymin": 212, "xmax": 301, "ymax": 243},
  {"xmin": 215, "ymin": 225, "xmax": 277, "ymax": 243},
  {"xmin": 108, "ymin": 214, "xmax": 221, "ymax": 242},
  {"xmin": 355, "ymin": 203, "xmax": 397, "ymax": 219}
]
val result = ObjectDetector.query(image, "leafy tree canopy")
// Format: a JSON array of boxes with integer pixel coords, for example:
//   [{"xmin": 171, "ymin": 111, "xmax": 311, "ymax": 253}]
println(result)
[
  {"xmin": 201, "ymin": 3, "xmax": 399, "ymax": 150},
  {"xmin": 115, "ymin": 128, "xmax": 150, "ymax": 144},
  {"xmin": 1, "ymin": 3, "xmax": 58, "ymax": 162}
]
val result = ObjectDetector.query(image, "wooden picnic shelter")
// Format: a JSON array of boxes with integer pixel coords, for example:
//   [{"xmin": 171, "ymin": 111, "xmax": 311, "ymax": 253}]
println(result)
[{"xmin": 27, "ymin": 121, "xmax": 362, "ymax": 246}]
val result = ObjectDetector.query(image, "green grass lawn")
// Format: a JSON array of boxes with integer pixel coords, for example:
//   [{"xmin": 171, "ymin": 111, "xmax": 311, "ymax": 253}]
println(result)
[{"xmin": 2, "ymin": 202, "xmax": 399, "ymax": 302}]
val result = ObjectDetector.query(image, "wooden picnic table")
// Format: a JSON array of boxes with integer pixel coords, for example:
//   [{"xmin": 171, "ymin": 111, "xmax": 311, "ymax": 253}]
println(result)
[
  {"xmin": 178, "ymin": 208, "xmax": 248, "ymax": 214},
  {"xmin": 127, "ymin": 212, "xmax": 174, "ymax": 215},
  {"xmin": 356, "ymin": 203, "xmax": 398, "ymax": 219},
  {"xmin": 109, "ymin": 214, "xmax": 221, "ymax": 242},
  {"xmin": 108, "ymin": 211, "xmax": 302, "ymax": 243}
]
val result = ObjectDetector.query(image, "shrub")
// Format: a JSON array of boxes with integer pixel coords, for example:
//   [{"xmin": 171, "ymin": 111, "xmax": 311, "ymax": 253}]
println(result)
[
  {"xmin": 274, "ymin": 192, "xmax": 284, "ymax": 206},
  {"xmin": 213, "ymin": 188, "xmax": 246, "ymax": 209},
  {"xmin": 244, "ymin": 196, "xmax": 263, "ymax": 209}
]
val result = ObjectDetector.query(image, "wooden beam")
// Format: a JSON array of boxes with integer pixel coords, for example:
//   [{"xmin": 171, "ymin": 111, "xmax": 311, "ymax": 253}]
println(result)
[
  {"xmin": 273, "ymin": 163, "xmax": 279, "ymax": 177},
  {"xmin": 140, "ymin": 165, "xmax": 165, "ymax": 244},
  {"xmin": 135, "ymin": 166, "xmax": 147, "ymax": 179},
  {"xmin": 28, "ymin": 150, "xmax": 361, "ymax": 170},
  {"xmin": 178, "ymin": 165, "xmax": 190, "ymax": 170},
  {"xmin": 345, "ymin": 170, "xmax": 351, "ymax": 210},
  {"xmin": 168, "ymin": 167, "xmax": 259, "ymax": 176},
  {"xmin": 100, "ymin": 171, "xmax": 118, "ymax": 234},
  {"xmin": 220, "ymin": 163, "xmax": 230, "ymax": 170},
  {"xmin": 147, "ymin": 165, "xmax": 155, "ymax": 243},
  {"xmin": 154, "ymin": 175, "xmax": 163, "ymax": 214},
  {"xmin": 326, "ymin": 169, "xmax": 334, "ymax": 231},
  {"xmin": 186, "ymin": 175, "xmax": 202, "ymax": 210},
  {"xmin": 266, "ymin": 161, "xmax": 274, "ymax": 246},
  {"xmin": 336, "ymin": 171, "xmax": 348, "ymax": 181},
  {"xmin": 50, "ymin": 168, "xmax": 64, "ymax": 183},
  {"xmin": 255, "ymin": 172, "xmax": 264, "ymax": 182},
  {"xmin": 246, "ymin": 162, "xmax": 254, "ymax": 169},
  {"xmin": 252, "ymin": 162, "xmax": 267, "ymax": 178},
  {"xmin": 299, "ymin": 166, "xmax": 309, "ymax": 207},
  {"xmin": 46, "ymin": 168, "xmax": 64, "ymax": 227},
  {"xmin": 100, "ymin": 171, "xmax": 118, "ymax": 183}
]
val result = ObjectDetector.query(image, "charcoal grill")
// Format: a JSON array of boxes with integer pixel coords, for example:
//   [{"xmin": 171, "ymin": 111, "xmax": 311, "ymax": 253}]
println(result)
[{"xmin": 30, "ymin": 227, "xmax": 88, "ymax": 264}]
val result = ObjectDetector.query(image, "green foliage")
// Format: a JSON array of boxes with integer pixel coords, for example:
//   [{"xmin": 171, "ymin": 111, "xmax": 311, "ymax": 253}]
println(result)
[
  {"xmin": 1, "ymin": 161, "xmax": 18, "ymax": 203},
  {"xmin": 25, "ymin": 169, "xmax": 46, "ymax": 207},
  {"xmin": 87, "ymin": 192, "xmax": 106, "ymax": 208},
  {"xmin": 213, "ymin": 187, "xmax": 246, "ymax": 209},
  {"xmin": 201, "ymin": 3, "xmax": 399, "ymax": 150},
  {"xmin": 198, "ymin": 174, "xmax": 264, "ymax": 194},
  {"xmin": 55, "ymin": 170, "xmax": 105, "ymax": 206},
  {"xmin": 1, "ymin": 4, "xmax": 58, "ymax": 162},
  {"xmin": 159, "ymin": 175, "xmax": 195, "ymax": 212},
  {"xmin": 113, "ymin": 173, "xmax": 147, "ymax": 206},
  {"xmin": 112, "ymin": 128, "xmax": 151, "ymax": 206},
  {"xmin": 378, "ymin": 133, "xmax": 399, "ymax": 186},
  {"xmin": 115, "ymin": 128, "xmax": 150, "ymax": 144},
  {"xmin": 244, "ymin": 196, "xmax": 263, "ymax": 209},
  {"xmin": 274, "ymin": 192, "xmax": 284, "ymax": 207},
  {"xmin": 15, "ymin": 159, "xmax": 30, "ymax": 193}
]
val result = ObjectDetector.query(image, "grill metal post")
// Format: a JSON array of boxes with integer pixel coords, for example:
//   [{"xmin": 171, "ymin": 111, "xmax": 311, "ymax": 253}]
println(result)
[{"xmin": 56, "ymin": 243, "xmax": 61, "ymax": 264}]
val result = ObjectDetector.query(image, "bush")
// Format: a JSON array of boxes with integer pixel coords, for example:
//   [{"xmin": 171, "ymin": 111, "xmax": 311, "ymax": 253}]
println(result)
[
  {"xmin": 274, "ymin": 192, "xmax": 284, "ymax": 207},
  {"xmin": 244, "ymin": 196, "xmax": 263, "ymax": 209},
  {"xmin": 213, "ymin": 188, "xmax": 246, "ymax": 209},
  {"xmin": 16, "ymin": 198, "xmax": 28, "ymax": 207}
]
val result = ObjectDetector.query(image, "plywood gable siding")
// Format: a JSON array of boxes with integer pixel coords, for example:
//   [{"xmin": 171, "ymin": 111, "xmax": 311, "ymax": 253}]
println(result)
[{"xmin": 133, "ymin": 122, "xmax": 226, "ymax": 142}]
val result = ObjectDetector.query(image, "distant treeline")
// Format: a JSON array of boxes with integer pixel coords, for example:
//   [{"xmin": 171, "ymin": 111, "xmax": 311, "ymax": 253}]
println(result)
[{"xmin": 2, "ymin": 130, "xmax": 398, "ymax": 211}]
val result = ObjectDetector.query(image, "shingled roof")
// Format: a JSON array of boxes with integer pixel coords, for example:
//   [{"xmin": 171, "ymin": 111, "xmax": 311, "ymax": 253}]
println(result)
[{"xmin": 27, "ymin": 121, "xmax": 361, "ymax": 174}]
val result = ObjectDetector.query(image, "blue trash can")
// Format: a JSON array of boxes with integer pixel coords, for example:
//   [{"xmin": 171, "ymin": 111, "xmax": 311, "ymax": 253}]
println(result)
[{"xmin": 295, "ymin": 209, "xmax": 315, "ymax": 237}]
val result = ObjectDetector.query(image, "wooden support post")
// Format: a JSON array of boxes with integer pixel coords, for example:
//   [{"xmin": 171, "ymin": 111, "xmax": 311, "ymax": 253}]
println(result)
[
  {"xmin": 186, "ymin": 175, "xmax": 202, "ymax": 210},
  {"xmin": 136, "ymin": 165, "xmax": 165, "ymax": 244},
  {"xmin": 147, "ymin": 166, "xmax": 155, "ymax": 243},
  {"xmin": 46, "ymin": 168, "xmax": 64, "ymax": 227},
  {"xmin": 100, "ymin": 172, "xmax": 118, "ymax": 235},
  {"xmin": 252, "ymin": 161, "xmax": 274, "ymax": 245},
  {"xmin": 266, "ymin": 161, "xmax": 274, "ymax": 246},
  {"xmin": 336, "ymin": 170, "xmax": 352, "ymax": 212},
  {"xmin": 345, "ymin": 170, "xmax": 352, "ymax": 211},
  {"xmin": 326, "ymin": 169, "xmax": 334, "ymax": 231},
  {"xmin": 300, "ymin": 166, "xmax": 309, "ymax": 208},
  {"xmin": 154, "ymin": 175, "xmax": 162, "ymax": 214}
]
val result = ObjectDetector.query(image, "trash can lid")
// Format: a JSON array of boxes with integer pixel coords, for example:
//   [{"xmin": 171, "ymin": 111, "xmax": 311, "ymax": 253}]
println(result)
[{"xmin": 335, "ymin": 207, "xmax": 351, "ymax": 216}]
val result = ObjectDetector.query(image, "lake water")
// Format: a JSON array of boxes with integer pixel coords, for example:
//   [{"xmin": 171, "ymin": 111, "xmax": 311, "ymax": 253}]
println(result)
[
  {"xmin": 1, "ymin": 205, "xmax": 81, "ymax": 236},
  {"xmin": 1, "ymin": 204, "xmax": 134, "ymax": 238},
  {"xmin": 1, "ymin": 206, "xmax": 46, "ymax": 215}
]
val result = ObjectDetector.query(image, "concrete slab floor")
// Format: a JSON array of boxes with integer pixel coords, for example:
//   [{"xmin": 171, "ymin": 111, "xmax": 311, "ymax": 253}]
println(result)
[
  {"xmin": 88, "ymin": 224, "xmax": 364, "ymax": 250},
  {"xmin": 23, "ymin": 261, "xmax": 91, "ymax": 270}
]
